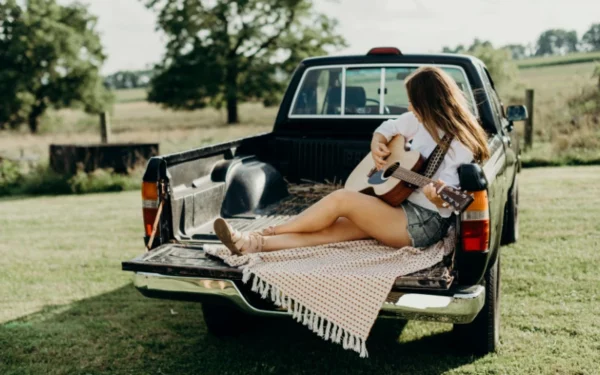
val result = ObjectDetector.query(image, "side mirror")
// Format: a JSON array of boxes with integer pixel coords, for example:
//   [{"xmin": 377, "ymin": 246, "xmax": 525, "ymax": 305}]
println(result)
[{"xmin": 506, "ymin": 105, "xmax": 528, "ymax": 122}]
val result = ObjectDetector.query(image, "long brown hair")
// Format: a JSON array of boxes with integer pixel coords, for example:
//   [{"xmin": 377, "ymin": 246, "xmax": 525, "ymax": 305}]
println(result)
[{"xmin": 405, "ymin": 66, "xmax": 490, "ymax": 161}]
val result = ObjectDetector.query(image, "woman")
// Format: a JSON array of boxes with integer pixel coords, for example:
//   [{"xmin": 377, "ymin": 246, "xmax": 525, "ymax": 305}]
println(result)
[{"xmin": 214, "ymin": 66, "xmax": 490, "ymax": 255}]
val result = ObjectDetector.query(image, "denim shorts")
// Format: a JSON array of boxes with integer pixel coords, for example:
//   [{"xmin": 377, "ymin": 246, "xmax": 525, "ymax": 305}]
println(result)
[{"xmin": 401, "ymin": 200, "xmax": 452, "ymax": 248}]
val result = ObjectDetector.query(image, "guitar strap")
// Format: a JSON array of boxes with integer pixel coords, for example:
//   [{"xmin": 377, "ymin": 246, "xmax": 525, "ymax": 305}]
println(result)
[{"xmin": 422, "ymin": 133, "xmax": 454, "ymax": 178}]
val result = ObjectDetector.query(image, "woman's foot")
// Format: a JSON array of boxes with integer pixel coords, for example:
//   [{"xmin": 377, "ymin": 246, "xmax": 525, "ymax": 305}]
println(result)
[
  {"xmin": 213, "ymin": 218, "xmax": 265, "ymax": 255},
  {"xmin": 259, "ymin": 226, "xmax": 276, "ymax": 236}
]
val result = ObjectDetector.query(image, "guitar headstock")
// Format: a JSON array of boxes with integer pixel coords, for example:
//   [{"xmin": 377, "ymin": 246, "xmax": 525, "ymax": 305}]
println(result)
[{"xmin": 438, "ymin": 185, "xmax": 474, "ymax": 213}]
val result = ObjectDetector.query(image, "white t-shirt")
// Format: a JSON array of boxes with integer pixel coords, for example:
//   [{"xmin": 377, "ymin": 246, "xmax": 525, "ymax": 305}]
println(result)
[{"xmin": 374, "ymin": 112, "xmax": 473, "ymax": 218}]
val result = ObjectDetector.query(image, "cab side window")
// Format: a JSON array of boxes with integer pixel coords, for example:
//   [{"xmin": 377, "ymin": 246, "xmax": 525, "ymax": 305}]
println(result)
[{"xmin": 482, "ymin": 67, "xmax": 505, "ymax": 120}]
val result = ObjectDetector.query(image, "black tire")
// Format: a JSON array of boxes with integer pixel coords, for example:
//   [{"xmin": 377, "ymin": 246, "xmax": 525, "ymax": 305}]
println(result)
[
  {"xmin": 501, "ymin": 176, "xmax": 519, "ymax": 245},
  {"xmin": 201, "ymin": 303, "xmax": 252, "ymax": 336},
  {"xmin": 452, "ymin": 255, "xmax": 501, "ymax": 355}
]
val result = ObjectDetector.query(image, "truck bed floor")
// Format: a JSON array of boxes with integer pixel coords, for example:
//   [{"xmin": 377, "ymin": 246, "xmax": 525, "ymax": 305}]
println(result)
[{"xmin": 124, "ymin": 182, "xmax": 455, "ymax": 290}]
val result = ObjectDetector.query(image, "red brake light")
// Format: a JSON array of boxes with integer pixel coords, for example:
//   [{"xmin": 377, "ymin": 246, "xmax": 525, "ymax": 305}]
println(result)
[
  {"xmin": 142, "ymin": 181, "xmax": 159, "ymax": 238},
  {"xmin": 367, "ymin": 47, "xmax": 402, "ymax": 55},
  {"xmin": 461, "ymin": 190, "xmax": 490, "ymax": 252}
]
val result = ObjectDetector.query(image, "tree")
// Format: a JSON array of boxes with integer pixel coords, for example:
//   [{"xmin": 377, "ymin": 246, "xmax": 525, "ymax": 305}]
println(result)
[
  {"xmin": 440, "ymin": 40, "xmax": 517, "ymax": 87},
  {"xmin": 582, "ymin": 23, "xmax": 600, "ymax": 51},
  {"xmin": 143, "ymin": 0, "xmax": 347, "ymax": 124},
  {"xmin": 469, "ymin": 45, "xmax": 518, "ymax": 88},
  {"xmin": 535, "ymin": 29, "xmax": 579, "ymax": 56},
  {"xmin": 503, "ymin": 44, "xmax": 528, "ymax": 60},
  {"xmin": 0, "ymin": 0, "xmax": 111, "ymax": 133},
  {"xmin": 104, "ymin": 70, "xmax": 153, "ymax": 90}
]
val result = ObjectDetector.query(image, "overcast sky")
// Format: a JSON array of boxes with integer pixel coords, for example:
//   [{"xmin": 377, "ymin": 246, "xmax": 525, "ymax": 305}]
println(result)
[{"xmin": 68, "ymin": 0, "xmax": 600, "ymax": 74}]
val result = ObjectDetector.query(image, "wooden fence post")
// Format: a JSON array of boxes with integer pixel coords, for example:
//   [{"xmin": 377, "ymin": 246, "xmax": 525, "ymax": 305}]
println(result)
[
  {"xmin": 524, "ymin": 89, "xmax": 534, "ymax": 150},
  {"xmin": 100, "ymin": 112, "xmax": 111, "ymax": 144}
]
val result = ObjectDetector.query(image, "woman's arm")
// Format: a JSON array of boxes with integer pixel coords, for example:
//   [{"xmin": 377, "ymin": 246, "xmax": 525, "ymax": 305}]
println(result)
[
  {"xmin": 371, "ymin": 112, "xmax": 420, "ymax": 170},
  {"xmin": 370, "ymin": 132, "xmax": 390, "ymax": 170},
  {"xmin": 423, "ymin": 141, "xmax": 474, "ymax": 208},
  {"xmin": 423, "ymin": 181, "xmax": 447, "ymax": 208}
]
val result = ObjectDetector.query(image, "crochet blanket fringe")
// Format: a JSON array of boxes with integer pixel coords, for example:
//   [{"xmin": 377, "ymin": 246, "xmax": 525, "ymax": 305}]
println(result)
[{"xmin": 242, "ymin": 266, "xmax": 369, "ymax": 358}]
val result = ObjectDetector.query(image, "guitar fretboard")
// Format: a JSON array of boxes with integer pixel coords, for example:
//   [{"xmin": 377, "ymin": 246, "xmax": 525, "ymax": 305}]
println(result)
[{"xmin": 390, "ymin": 165, "xmax": 435, "ymax": 187}]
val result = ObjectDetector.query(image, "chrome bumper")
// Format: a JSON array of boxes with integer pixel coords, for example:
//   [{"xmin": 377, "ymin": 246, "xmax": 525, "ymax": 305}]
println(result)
[{"xmin": 134, "ymin": 272, "xmax": 485, "ymax": 324}]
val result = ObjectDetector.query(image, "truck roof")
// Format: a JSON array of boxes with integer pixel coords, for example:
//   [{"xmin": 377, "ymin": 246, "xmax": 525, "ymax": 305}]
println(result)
[{"xmin": 301, "ymin": 52, "xmax": 484, "ymax": 68}]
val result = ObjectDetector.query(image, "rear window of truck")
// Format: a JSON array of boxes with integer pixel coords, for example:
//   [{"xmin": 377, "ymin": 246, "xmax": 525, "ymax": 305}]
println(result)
[{"xmin": 289, "ymin": 64, "xmax": 476, "ymax": 118}]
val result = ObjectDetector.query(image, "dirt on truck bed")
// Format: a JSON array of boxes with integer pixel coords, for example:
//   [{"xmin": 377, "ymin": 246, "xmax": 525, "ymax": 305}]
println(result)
[{"xmin": 125, "ymin": 182, "xmax": 455, "ymax": 290}]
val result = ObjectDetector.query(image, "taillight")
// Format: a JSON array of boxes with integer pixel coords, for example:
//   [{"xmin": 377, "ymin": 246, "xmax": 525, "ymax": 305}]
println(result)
[
  {"xmin": 461, "ymin": 190, "xmax": 490, "ymax": 252},
  {"xmin": 142, "ymin": 181, "xmax": 159, "ymax": 237}
]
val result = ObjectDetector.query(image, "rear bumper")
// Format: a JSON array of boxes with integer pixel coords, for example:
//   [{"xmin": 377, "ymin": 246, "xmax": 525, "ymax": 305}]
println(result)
[{"xmin": 133, "ymin": 272, "xmax": 485, "ymax": 324}]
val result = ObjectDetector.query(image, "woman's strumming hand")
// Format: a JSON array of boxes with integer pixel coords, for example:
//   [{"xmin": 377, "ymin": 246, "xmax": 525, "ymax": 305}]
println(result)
[
  {"xmin": 423, "ymin": 179, "xmax": 448, "ymax": 208},
  {"xmin": 371, "ymin": 133, "xmax": 390, "ymax": 170}
]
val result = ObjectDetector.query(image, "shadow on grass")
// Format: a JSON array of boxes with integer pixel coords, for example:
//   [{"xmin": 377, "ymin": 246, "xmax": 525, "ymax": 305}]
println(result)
[{"xmin": 1, "ymin": 285, "xmax": 479, "ymax": 375}]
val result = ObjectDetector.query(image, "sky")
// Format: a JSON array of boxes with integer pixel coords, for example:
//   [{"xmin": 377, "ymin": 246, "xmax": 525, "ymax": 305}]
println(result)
[{"xmin": 67, "ymin": 0, "xmax": 600, "ymax": 74}]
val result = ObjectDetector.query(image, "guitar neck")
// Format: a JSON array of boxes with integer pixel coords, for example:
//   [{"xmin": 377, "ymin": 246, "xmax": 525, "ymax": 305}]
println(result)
[{"xmin": 391, "ymin": 167, "xmax": 435, "ymax": 187}]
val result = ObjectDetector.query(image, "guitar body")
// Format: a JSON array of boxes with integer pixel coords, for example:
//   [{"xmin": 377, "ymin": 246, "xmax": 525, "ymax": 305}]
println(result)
[{"xmin": 345, "ymin": 135, "xmax": 426, "ymax": 207}]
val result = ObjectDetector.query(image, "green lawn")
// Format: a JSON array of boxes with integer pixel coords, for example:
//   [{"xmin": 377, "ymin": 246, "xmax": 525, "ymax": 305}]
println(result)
[{"xmin": 1, "ymin": 167, "xmax": 600, "ymax": 374}]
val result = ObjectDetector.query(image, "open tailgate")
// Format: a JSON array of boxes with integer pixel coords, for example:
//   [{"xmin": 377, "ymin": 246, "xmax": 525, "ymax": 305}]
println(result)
[{"xmin": 123, "ymin": 242, "xmax": 454, "ymax": 290}]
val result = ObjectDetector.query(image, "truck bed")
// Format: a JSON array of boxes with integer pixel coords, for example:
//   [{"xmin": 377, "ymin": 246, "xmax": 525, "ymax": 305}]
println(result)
[{"xmin": 124, "ymin": 182, "xmax": 455, "ymax": 290}]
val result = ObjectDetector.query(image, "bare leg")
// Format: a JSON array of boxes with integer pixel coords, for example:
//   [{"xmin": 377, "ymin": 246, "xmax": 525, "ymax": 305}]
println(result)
[
  {"xmin": 263, "ymin": 217, "xmax": 368, "ymax": 251},
  {"xmin": 262, "ymin": 189, "xmax": 412, "ymax": 251},
  {"xmin": 272, "ymin": 190, "xmax": 352, "ymax": 235}
]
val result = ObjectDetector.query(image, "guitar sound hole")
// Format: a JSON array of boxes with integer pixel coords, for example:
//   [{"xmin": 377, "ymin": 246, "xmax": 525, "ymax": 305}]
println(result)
[{"xmin": 383, "ymin": 162, "xmax": 400, "ymax": 178}]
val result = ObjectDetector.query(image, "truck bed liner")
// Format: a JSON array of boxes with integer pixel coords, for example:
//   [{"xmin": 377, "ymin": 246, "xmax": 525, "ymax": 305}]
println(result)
[{"xmin": 190, "ymin": 182, "xmax": 338, "ymax": 239}]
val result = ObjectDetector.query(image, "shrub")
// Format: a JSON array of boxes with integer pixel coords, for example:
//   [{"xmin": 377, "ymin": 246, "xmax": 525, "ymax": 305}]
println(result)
[
  {"xmin": 0, "ymin": 163, "xmax": 142, "ymax": 197},
  {"xmin": 0, "ymin": 160, "xmax": 24, "ymax": 195},
  {"xmin": 68, "ymin": 168, "xmax": 141, "ymax": 194}
]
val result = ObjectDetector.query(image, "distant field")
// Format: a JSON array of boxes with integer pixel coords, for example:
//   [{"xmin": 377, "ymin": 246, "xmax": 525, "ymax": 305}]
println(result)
[
  {"xmin": 501, "ymin": 61, "xmax": 600, "ymax": 164},
  {"xmin": 517, "ymin": 51, "xmax": 600, "ymax": 69},
  {"xmin": 1, "ymin": 166, "xmax": 599, "ymax": 374},
  {"xmin": 114, "ymin": 88, "xmax": 148, "ymax": 103},
  {"xmin": 0, "ymin": 101, "xmax": 275, "ymax": 161}
]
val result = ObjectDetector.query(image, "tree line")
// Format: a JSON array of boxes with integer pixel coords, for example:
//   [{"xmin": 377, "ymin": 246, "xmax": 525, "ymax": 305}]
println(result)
[
  {"xmin": 444, "ymin": 24, "xmax": 600, "ymax": 60},
  {"xmin": 103, "ymin": 70, "xmax": 153, "ymax": 90}
]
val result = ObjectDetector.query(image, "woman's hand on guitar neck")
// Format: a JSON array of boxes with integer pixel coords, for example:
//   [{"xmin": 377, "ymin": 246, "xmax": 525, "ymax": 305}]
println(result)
[
  {"xmin": 423, "ymin": 179, "xmax": 449, "ymax": 208},
  {"xmin": 371, "ymin": 133, "xmax": 391, "ymax": 170}
]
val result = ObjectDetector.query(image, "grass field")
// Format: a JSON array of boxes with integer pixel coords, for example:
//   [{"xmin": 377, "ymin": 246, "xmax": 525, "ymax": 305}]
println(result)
[
  {"xmin": 516, "ymin": 51, "xmax": 600, "ymax": 69},
  {"xmin": 502, "ymin": 61, "xmax": 600, "ymax": 165},
  {"xmin": 1, "ymin": 166, "xmax": 599, "ymax": 374},
  {"xmin": 0, "ymin": 101, "xmax": 275, "ymax": 162}
]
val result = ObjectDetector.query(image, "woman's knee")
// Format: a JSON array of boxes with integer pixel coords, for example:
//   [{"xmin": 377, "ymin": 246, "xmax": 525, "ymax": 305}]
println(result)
[{"xmin": 328, "ymin": 188, "xmax": 359, "ymax": 206}]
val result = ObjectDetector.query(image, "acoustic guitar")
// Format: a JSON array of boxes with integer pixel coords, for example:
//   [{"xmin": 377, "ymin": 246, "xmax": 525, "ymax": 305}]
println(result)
[{"xmin": 345, "ymin": 135, "xmax": 474, "ymax": 213}]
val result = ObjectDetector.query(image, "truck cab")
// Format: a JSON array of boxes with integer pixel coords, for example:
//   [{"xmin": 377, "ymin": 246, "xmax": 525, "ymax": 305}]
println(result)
[{"xmin": 123, "ymin": 48, "xmax": 524, "ymax": 355}]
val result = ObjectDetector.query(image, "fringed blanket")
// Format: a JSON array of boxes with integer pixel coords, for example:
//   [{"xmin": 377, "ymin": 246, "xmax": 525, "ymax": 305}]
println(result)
[{"xmin": 204, "ymin": 229, "xmax": 455, "ymax": 358}]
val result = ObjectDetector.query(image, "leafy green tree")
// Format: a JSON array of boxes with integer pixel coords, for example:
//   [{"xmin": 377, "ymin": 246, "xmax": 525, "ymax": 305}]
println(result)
[
  {"xmin": 503, "ymin": 44, "xmax": 528, "ymax": 60},
  {"xmin": 582, "ymin": 23, "xmax": 600, "ymax": 51},
  {"xmin": 143, "ymin": 0, "xmax": 347, "ymax": 124},
  {"xmin": 535, "ymin": 29, "xmax": 579, "ymax": 56},
  {"xmin": 104, "ymin": 70, "xmax": 153, "ymax": 90},
  {"xmin": 0, "ymin": 0, "xmax": 111, "ymax": 133},
  {"xmin": 441, "ymin": 40, "xmax": 517, "ymax": 87}
]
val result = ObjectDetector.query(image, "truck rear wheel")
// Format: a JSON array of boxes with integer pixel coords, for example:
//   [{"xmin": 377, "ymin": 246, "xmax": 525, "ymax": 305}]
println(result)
[
  {"xmin": 501, "ymin": 177, "xmax": 519, "ymax": 245},
  {"xmin": 452, "ymin": 255, "xmax": 500, "ymax": 355},
  {"xmin": 202, "ymin": 303, "xmax": 252, "ymax": 336}
]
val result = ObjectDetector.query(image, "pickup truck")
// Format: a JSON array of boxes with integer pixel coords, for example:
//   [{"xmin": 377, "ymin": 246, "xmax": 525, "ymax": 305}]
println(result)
[{"xmin": 122, "ymin": 48, "xmax": 527, "ymax": 355}]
